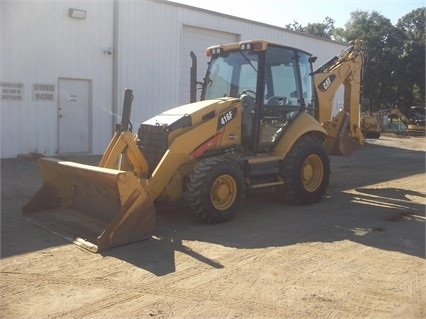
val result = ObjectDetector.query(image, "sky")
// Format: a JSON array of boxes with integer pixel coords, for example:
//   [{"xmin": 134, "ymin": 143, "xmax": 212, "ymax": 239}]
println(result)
[{"xmin": 169, "ymin": 0, "xmax": 424, "ymax": 28}]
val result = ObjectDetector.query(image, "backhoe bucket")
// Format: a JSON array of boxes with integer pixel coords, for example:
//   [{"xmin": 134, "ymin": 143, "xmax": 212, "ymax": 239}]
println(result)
[
  {"xmin": 324, "ymin": 111, "xmax": 364, "ymax": 157},
  {"xmin": 23, "ymin": 157, "xmax": 155, "ymax": 252}
]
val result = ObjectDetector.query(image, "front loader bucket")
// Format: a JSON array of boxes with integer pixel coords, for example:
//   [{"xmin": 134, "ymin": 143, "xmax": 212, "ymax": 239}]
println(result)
[{"xmin": 23, "ymin": 158, "xmax": 155, "ymax": 252}]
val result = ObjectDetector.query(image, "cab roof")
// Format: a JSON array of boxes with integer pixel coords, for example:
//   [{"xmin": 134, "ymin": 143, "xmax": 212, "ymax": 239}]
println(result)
[{"xmin": 206, "ymin": 39, "xmax": 311, "ymax": 56}]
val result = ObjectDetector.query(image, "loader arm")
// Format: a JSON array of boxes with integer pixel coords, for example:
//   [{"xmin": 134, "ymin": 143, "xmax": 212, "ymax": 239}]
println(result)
[
  {"xmin": 99, "ymin": 87, "xmax": 149, "ymax": 178},
  {"xmin": 312, "ymin": 39, "xmax": 365, "ymax": 156},
  {"xmin": 99, "ymin": 130, "xmax": 149, "ymax": 178}
]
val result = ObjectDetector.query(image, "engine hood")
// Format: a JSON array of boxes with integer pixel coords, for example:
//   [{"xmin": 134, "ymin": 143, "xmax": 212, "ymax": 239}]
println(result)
[{"xmin": 142, "ymin": 97, "xmax": 241, "ymax": 130}]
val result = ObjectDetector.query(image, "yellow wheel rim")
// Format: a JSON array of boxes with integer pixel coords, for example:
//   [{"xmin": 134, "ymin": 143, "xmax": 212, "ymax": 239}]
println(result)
[
  {"xmin": 211, "ymin": 174, "xmax": 237, "ymax": 211},
  {"xmin": 301, "ymin": 154, "xmax": 323, "ymax": 192}
]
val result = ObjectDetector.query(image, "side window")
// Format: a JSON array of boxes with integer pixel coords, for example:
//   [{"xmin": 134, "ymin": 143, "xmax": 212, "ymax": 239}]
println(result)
[
  {"xmin": 264, "ymin": 48, "xmax": 299, "ymax": 107},
  {"xmin": 267, "ymin": 64, "xmax": 298, "ymax": 106},
  {"xmin": 298, "ymin": 52, "xmax": 313, "ymax": 107}
]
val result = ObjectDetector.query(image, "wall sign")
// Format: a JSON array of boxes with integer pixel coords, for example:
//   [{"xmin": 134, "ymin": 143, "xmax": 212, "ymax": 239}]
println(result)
[
  {"xmin": 1, "ymin": 82, "xmax": 24, "ymax": 101},
  {"xmin": 33, "ymin": 83, "xmax": 55, "ymax": 102}
]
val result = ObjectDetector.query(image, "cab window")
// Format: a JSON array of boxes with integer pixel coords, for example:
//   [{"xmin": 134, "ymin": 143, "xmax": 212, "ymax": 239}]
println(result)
[
  {"xmin": 264, "ymin": 47, "xmax": 299, "ymax": 107},
  {"xmin": 259, "ymin": 47, "xmax": 301, "ymax": 146}
]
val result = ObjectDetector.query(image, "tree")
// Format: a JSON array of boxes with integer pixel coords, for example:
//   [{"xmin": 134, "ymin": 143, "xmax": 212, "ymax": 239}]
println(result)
[
  {"xmin": 284, "ymin": 21, "xmax": 304, "ymax": 33},
  {"xmin": 397, "ymin": 8, "xmax": 425, "ymax": 41},
  {"xmin": 339, "ymin": 10, "xmax": 407, "ymax": 110},
  {"xmin": 284, "ymin": 8, "xmax": 425, "ymax": 112},
  {"xmin": 396, "ymin": 8, "xmax": 425, "ymax": 107},
  {"xmin": 285, "ymin": 17, "xmax": 335, "ymax": 39},
  {"xmin": 304, "ymin": 17, "xmax": 335, "ymax": 39}
]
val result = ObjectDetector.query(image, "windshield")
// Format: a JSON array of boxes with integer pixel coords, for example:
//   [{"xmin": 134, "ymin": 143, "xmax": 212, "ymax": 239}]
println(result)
[{"xmin": 203, "ymin": 51, "xmax": 258, "ymax": 100}]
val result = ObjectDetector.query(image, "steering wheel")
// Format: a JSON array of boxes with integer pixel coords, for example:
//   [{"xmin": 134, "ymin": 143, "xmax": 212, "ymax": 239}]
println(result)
[
  {"xmin": 241, "ymin": 89, "xmax": 256, "ymax": 98},
  {"xmin": 240, "ymin": 90, "xmax": 256, "ymax": 111},
  {"xmin": 240, "ymin": 90, "xmax": 256, "ymax": 112},
  {"xmin": 266, "ymin": 96, "xmax": 287, "ymax": 106}
]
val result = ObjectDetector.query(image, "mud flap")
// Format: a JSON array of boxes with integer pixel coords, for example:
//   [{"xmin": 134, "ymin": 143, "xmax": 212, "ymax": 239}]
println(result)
[{"xmin": 23, "ymin": 158, "xmax": 155, "ymax": 252}]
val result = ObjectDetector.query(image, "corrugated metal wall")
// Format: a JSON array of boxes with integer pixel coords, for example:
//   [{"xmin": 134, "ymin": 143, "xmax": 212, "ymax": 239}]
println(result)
[
  {"xmin": 1, "ymin": 0, "xmax": 114, "ymax": 158},
  {"xmin": 114, "ymin": 0, "xmax": 181, "ymax": 126},
  {"xmin": 1, "ymin": 0, "xmax": 347, "ymax": 158}
]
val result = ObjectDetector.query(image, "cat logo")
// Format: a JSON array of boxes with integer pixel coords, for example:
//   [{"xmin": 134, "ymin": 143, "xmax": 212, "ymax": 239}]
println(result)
[{"xmin": 317, "ymin": 74, "xmax": 336, "ymax": 92}]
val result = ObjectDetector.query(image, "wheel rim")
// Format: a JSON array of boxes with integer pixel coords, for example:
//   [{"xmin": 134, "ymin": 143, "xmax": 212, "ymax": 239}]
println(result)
[
  {"xmin": 211, "ymin": 174, "xmax": 237, "ymax": 211},
  {"xmin": 301, "ymin": 154, "xmax": 323, "ymax": 192}
]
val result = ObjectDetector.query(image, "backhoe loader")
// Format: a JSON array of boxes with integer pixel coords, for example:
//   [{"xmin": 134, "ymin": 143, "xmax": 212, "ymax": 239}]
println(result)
[
  {"xmin": 361, "ymin": 106, "xmax": 425, "ymax": 137},
  {"xmin": 23, "ymin": 39, "xmax": 365, "ymax": 252}
]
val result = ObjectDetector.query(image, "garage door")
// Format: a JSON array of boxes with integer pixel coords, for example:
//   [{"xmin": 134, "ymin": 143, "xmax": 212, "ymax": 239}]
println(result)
[{"xmin": 180, "ymin": 25, "xmax": 239, "ymax": 105}]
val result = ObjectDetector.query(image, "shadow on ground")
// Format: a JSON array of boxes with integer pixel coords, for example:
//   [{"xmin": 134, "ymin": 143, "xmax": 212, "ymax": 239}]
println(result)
[{"xmin": 1, "ymin": 142, "xmax": 425, "ymax": 276}]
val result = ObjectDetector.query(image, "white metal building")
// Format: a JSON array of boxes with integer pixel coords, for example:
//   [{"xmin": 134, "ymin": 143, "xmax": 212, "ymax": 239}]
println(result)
[{"xmin": 1, "ymin": 0, "xmax": 347, "ymax": 158}]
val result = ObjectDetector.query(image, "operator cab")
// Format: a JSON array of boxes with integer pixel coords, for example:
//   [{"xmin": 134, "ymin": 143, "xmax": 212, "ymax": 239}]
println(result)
[{"xmin": 201, "ymin": 40, "xmax": 314, "ymax": 153}]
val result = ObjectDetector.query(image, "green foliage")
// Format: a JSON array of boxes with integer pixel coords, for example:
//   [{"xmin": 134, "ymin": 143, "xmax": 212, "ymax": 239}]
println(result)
[
  {"xmin": 285, "ymin": 8, "xmax": 426, "ymax": 113},
  {"xmin": 285, "ymin": 17, "xmax": 335, "ymax": 39},
  {"xmin": 397, "ymin": 8, "xmax": 425, "ymax": 41},
  {"xmin": 397, "ymin": 8, "xmax": 425, "ymax": 107},
  {"xmin": 284, "ymin": 21, "xmax": 304, "ymax": 32},
  {"xmin": 342, "ymin": 10, "xmax": 405, "ymax": 111}
]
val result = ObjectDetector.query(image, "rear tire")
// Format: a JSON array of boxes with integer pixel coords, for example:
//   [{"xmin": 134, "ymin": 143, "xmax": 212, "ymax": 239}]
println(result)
[
  {"xmin": 185, "ymin": 157, "xmax": 245, "ymax": 224},
  {"xmin": 277, "ymin": 135, "xmax": 330, "ymax": 204}
]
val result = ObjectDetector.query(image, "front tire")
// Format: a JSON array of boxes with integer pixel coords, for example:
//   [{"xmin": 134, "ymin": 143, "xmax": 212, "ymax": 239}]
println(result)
[
  {"xmin": 185, "ymin": 157, "xmax": 245, "ymax": 224},
  {"xmin": 277, "ymin": 135, "xmax": 330, "ymax": 204}
]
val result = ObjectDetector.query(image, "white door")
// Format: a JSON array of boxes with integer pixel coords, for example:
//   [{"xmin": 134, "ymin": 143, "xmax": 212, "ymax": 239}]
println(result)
[
  {"xmin": 180, "ymin": 25, "xmax": 239, "ymax": 105},
  {"xmin": 57, "ymin": 78, "xmax": 91, "ymax": 154}
]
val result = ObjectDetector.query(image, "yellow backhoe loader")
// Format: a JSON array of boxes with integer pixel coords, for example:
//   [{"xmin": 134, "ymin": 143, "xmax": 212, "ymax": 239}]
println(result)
[
  {"xmin": 361, "ymin": 106, "xmax": 425, "ymax": 138},
  {"xmin": 23, "ymin": 39, "xmax": 365, "ymax": 252}
]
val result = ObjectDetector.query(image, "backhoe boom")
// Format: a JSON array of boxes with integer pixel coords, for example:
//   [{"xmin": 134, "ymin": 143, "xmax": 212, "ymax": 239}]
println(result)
[{"xmin": 313, "ymin": 39, "xmax": 365, "ymax": 156}]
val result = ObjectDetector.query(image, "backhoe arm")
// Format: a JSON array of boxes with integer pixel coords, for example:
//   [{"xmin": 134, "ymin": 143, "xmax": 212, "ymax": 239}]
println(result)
[
  {"xmin": 378, "ymin": 108, "xmax": 410, "ymax": 127},
  {"xmin": 313, "ymin": 39, "xmax": 365, "ymax": 156}
]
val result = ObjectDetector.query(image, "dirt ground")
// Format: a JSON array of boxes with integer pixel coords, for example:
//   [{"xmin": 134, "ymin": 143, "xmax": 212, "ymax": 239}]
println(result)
[{"xmin": 1, "ymin": 134, "xmax": 425, "ymax": 319}]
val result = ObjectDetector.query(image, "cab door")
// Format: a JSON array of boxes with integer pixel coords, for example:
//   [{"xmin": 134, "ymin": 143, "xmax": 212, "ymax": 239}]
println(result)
[{"xmin": 256, "ymin": 47, "xmax": 303, "ymax": 151}]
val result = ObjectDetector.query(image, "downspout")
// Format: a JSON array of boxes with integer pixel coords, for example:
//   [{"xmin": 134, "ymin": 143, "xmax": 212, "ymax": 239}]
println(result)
[
  {"xmin": 112, "ymin": 0, "xmax": 119, "ymax": 131},
  {"xmin": 190, "ymin": 51, "xmax": 197, "ymax": 103}
]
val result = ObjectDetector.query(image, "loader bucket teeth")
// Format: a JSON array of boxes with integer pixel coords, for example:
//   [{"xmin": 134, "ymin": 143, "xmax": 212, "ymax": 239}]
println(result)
[{"xmin": 23, "ymin": 158, "xmax": 155, "ymax": 252}]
